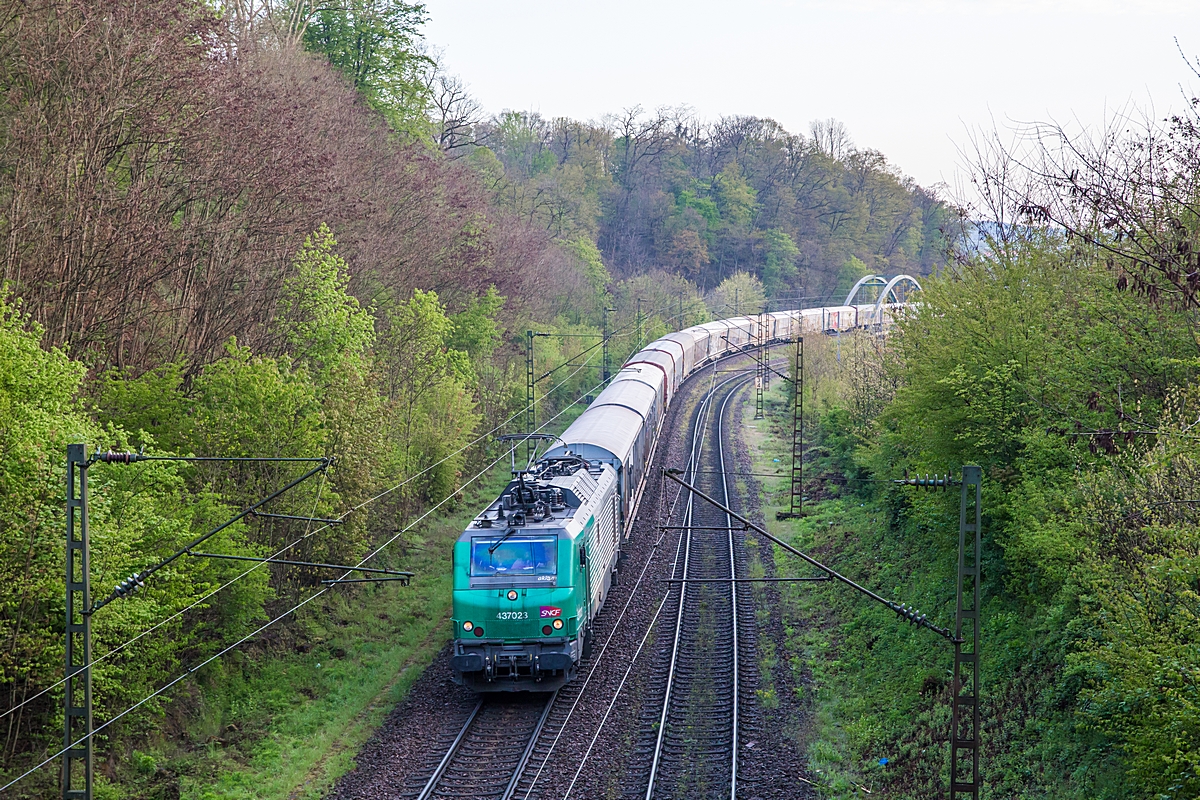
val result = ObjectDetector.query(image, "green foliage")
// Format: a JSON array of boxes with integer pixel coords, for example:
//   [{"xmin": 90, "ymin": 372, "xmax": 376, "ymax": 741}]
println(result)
[
  {"xmin": 835, "ymin": 256, "xmax": 872, "ymax": 301},
  {"xmin": 564, "ymin": 236, "xmax": 612, "ymax": 298},
  {"xmin": 0, "ymin": 222, "xmax": 504, "ymax": 792},
  {"xmin": 613, "ymin": 271, "xmax": 709, "ymax": 333},
  {"xmin": 762, "ymin": 228, "xmax": 800, "ymax": 296},
  {"xmin": 0, "ymin": 295, "xmax": 90, "ymax": 709},
  {"xmin": 676, "ymin": 187, "xmax": 720, "ymax": 230},
  {"xmin": 276, "ymin": 224, "xmax": 376, "ymax": 381},
  {"xmin": 707, "ymin": 271, "xmax": 767, "ymax": 317},
  {"xmin": 480, "ymin": 113, "xmax": 611, "ymax": 240},
  {"xmin": 494, "ymin": 112, "xmax": 556, "ymax": 178},
  {"xmin": 465, "ymin": 145, "xmax": 506, "ymax": 186},
  {"xmin": 189, "ymin": 340, "xmax": 326, "ymax": 459},
  {"xmin": 561, "ymin": 236, "xmax": 612, "ymax": 325},
  {"xmin": 375, "ymin": 288, "xmax": 479, "ymax": 508},
  {"xmin": 0, "ymin": 295, "xmax": 276, "ymax": 784},
  {"xmin": 773, "ymin": 226, "xmax": 1200, "ymax": 797},
  {"xmin": 1071, "ymin": 554, "xmax": 1200, "ymax": 799},
  {"xmin": 713, "ymin": 160, "xmax": 757, "ymax": 230},
  {"xmin": 448, "ymin": 286, "xmax": 505, "ymax": 360},
  {"xmin": 468, "ymin": 110, "xmax": 947, "ymax": 300},
  {"xmin": 301, "ymin": 0, "xmax": 433, "ymax": 138}
]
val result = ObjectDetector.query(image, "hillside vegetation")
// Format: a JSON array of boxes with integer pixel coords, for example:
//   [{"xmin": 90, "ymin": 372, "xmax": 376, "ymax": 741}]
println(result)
[
  {"xmin": 0, "ymin": 0, "xmax": 951, "ymax": 795},
  {"xmin": 755, "ymin": 107, "xmax": 1200, "ymax": 797}
]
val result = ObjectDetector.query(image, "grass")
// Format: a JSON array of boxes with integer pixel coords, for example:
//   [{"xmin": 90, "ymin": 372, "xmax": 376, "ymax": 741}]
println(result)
[
  {"xmin": 738, "ymin": 384, "xmax": 957, "ymax": 798},
  {"xmin": 88, "ymin": 448, "xmax": 532, "ymax": 800},
  {"xmin": 86, "ymin": 406, "xmax": 603, "ymax": 799},
  {"xmin": 176, "ymin": 574, "xmax": 453, "ymax": 800},
  {"xmin": 98, "ymin": 515, "xmax": 462, "ymax": 800}
]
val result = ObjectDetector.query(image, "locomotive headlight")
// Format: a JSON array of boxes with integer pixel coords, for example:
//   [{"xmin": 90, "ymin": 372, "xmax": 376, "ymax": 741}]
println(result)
[
  {"xmin": 552, "ymin": 618, "xmax": 564, "ymax": 630},
  {"xmin": 507, "ymin": 589, "xmax": 519, "ymax": 601},
  {"xmin": 462, "ymin": 621, "xmax": 473, "ymax": 632}
]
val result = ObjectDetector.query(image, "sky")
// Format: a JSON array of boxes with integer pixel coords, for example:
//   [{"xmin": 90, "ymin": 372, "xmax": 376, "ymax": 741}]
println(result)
[{"xmin": 422, "ymin": 0, "xmax": 1200, "ymax": 197}]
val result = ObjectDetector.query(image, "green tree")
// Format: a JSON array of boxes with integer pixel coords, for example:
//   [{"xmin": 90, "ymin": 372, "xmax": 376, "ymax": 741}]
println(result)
[
  {"xmin": 448, "ymin": 286, "xmax": 505, "ymax": 360},
  {"xmin": 275, "ymin": 224, "xmax": 376, "ymax": 382},
  {"xmin": 713, "ymin": 160, "xmax": 757, "ymax": 230},
  {"xmin": 761, "ymin": 227, "xmax": 800, "ymax": 297},
  {"xmin": 707, "ymin": 271, "xmax": 766, "ymax": 317},
  {"xmin": 834, "ymin": 255, "xmax": 872, "ymax": 302},
  {"xmin": 850, "ymin": 227, "xmax": 1200, "ymax": 797},
  {"xmin": 560, "ymin": 236, "xmax": 612, "ymax": 325},
  {"xmin": 301, "ymin": 0, "xmax": 433, "ymax": 137},
  {"xmin": 0, "ymin": 296, "xmax": 271, "ymax": 772},
  {"xmin": 375, "ymin": 289, "xmax": 478, "ymax": 510}
]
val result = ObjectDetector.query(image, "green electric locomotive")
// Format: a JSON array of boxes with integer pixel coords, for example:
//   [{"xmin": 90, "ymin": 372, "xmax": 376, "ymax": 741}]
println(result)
[{"xmin": 450, "ymin": 454, "xmax": 621, "ymax": 691}]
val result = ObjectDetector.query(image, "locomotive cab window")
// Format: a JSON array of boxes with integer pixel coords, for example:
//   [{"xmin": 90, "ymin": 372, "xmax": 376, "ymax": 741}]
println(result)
[{"xmin": 470, "ymin": 535, "xmax": 557, "ymax": 581}]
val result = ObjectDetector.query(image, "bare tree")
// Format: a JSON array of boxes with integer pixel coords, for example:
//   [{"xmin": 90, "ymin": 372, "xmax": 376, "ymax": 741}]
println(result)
[
  {"xmin": 962, "ymin": 99, "xmax": 1200, "ymax": 314},
  {"xmin": 428, "ymin": 70, "xmax": 483, "ymax": 154},
  {"xmin": 220, "ymin": 0, "xmax": 343, "ymax": 47},
  {"xmin": 810, "ymin": 117, "xmax": 853, "ymax": 161}
]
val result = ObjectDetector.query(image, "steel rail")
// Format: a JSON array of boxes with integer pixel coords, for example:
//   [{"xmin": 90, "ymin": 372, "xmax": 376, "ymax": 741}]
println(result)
[
  {"xmin": 521, "ymin": 349, "xmax": 779, "ymax": 800},
  {"xmin": 645, "ymin": 371, "xmax": 750, "ymax": 800},
  {"xmin": 500, "ymin": 692, "xmax": 559, "ymax": 800},
  {"xmin": 417, "ymin": 690, "xmax": 557, "ymax": 800},
  {"xmin": 415, "ymin": 700, "xmax": 484, "ymax": 800},
  {"xmin": 716, "ymin": 375, "xmax": 744, "ymax": 800},
  {"xmin": 520, "ymin": 367, "xmax": 747, "ymax": 800},
  {"xmin": 645, "ymin": 370, "xmax": 722, "ymax": 800}
]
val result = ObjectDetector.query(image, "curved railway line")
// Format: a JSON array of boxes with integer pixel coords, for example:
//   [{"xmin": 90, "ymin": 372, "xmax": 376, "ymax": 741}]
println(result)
[{"xmin": 330, "ymin": 349, "xmax": 813, "ymax": 800}]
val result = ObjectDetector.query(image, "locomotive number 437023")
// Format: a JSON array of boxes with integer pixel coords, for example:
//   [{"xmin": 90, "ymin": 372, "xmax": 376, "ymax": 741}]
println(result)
[{"xmin": 496, "ymin": 611, "xmax": 529, "ymax": 620}]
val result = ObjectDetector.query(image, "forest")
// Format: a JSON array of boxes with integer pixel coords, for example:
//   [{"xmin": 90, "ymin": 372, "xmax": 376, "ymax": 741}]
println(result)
[
  {"xmin": 761, "ymin": 102, "xmax": 1200, "ymax": 797},
  {"xmin": 5, "ymin": 0, "xmax": 1195, "ymax": 797},
  {"xmin": 0, "ymin": 0, "xmax": 950, "ymax": 794}
]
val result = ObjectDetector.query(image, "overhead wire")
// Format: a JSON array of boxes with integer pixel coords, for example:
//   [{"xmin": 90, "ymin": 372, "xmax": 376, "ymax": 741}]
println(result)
[
  {"xmin": 2, "ymin": 349, "xmax": 614, "ymax": 795},
  {"xmin": 0, "ymin": 333, "xmax": 612, "ymax": 725},
  {"xmin": 534, "ymin": 301, "xmax": 677, "ymax": 383},
  {"xmin": 2, "ymin": 300, "xmax": 702, "ymax": 774}
]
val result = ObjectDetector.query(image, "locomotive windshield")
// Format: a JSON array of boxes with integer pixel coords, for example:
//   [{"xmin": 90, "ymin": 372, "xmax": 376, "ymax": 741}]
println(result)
[{"xmin": 470, "ymin": 535, "xmax": 557, "ymax": 578}]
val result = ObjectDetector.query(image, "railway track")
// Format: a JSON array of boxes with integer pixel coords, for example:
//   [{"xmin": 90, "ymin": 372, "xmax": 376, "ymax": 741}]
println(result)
[
  {"xmin": 410, "ymin": 691, "xmax": 556, "ymax": 800},
  {"xmin": 509, "ymin": 364, "xmax": 759, "ymax": 800},
  {"xmin": 521, "ymin": 357, "xmax": 782, "ymax": 800},
  {"xmin": 330, "ymin": 350, "xmax": 805, "ymax": 800},
  {"xmin": 643, "ymin": 372, "xmax": 755, "ymax": 799}
]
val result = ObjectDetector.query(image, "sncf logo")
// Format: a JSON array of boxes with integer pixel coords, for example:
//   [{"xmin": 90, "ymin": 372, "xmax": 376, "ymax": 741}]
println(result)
[{"xmin": 539, "ymin": 606, "xmax": 562, "ymax": 618}]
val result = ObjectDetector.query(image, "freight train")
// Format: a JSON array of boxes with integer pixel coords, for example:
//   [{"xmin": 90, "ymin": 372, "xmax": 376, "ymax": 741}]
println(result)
[{"xmin": 450, "ymin": 299, "xmax": 908, "ymax": 692}]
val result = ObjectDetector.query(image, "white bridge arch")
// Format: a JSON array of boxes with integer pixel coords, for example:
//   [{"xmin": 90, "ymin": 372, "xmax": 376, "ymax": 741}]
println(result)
[{"xmin": 843, "ymin": 273, "xmax": 923, "ymax": 309}]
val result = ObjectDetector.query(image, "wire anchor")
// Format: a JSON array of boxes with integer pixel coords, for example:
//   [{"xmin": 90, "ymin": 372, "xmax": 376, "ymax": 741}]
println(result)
[{"xmin": 894, "ymin": 471, "xmax": 956, "ymax": 490}]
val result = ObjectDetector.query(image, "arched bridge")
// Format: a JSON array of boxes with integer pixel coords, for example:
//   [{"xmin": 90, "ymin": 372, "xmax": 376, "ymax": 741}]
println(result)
[{"xmin": 843, "ymin": 274, "xmax": 922, "ymax": 310}]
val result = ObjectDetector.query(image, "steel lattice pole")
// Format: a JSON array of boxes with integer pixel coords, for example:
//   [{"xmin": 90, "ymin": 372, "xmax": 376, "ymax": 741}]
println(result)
[
  {"xmin": 951, "ymin": 465, "xmax": 982, "ymax": 799},
  {"xmin": 64, "ymin": 444, "xmax": 92, "ymax": 800}
]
